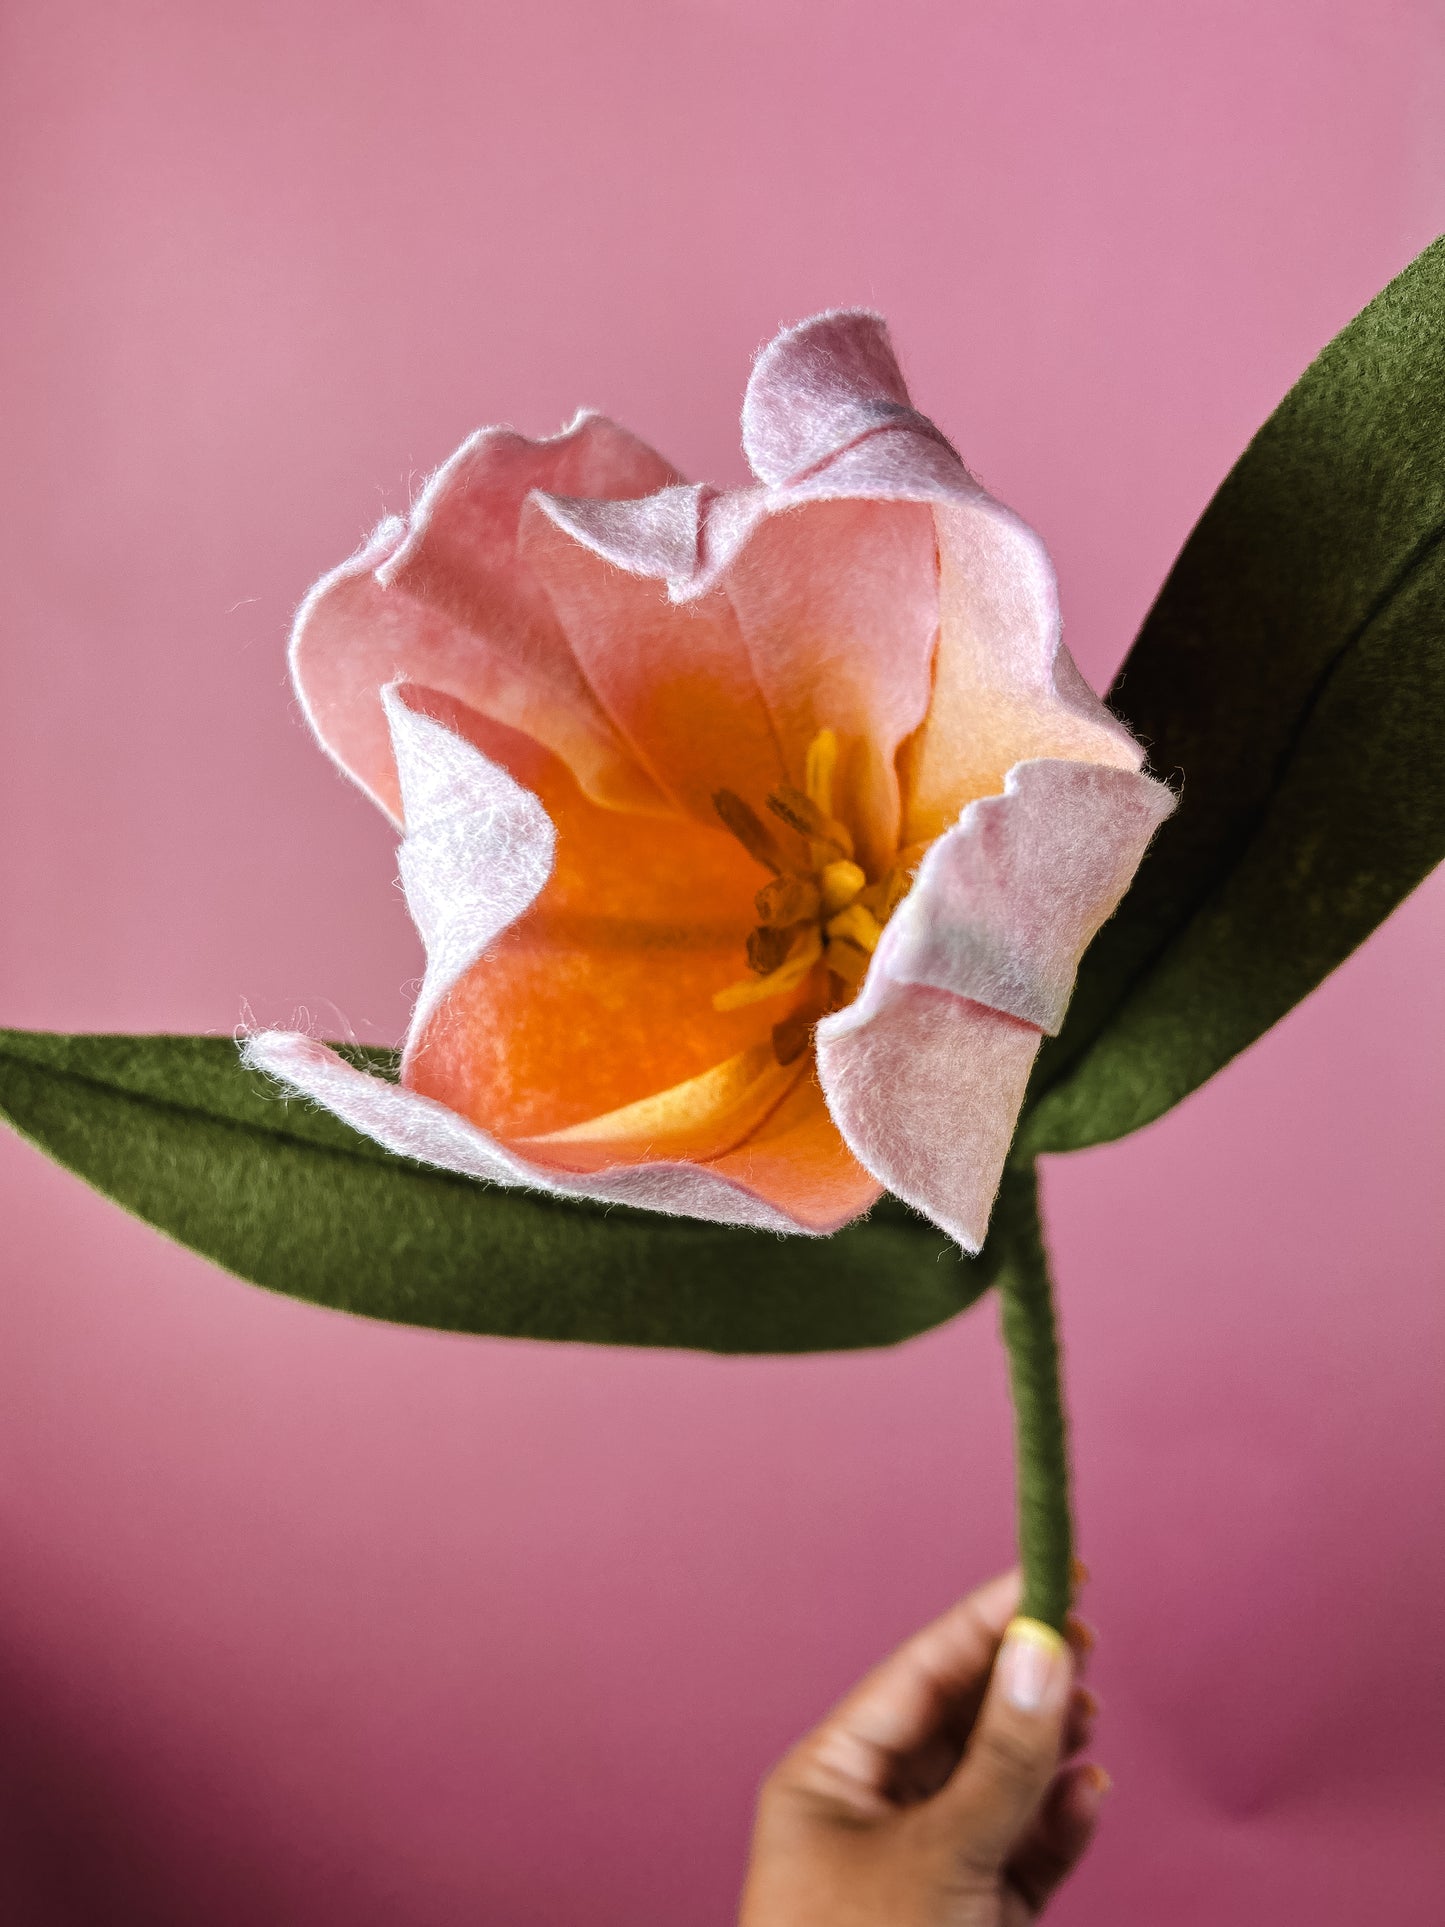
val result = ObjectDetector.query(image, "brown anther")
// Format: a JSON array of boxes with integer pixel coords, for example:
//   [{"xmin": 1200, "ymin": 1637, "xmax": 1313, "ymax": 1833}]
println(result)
[
  {"xmin": 765, "ymin": 785, "xmax": 854, "ymax": 859},
  {"xmin": 747, "ymin": 923, "xmax": 804, "ymax": 976},
  {"xmin": 755, "ymin": 874, "xmax": 821, "ymax": 927},
  {"xmin": 713, "ymin": 789, "xmax": 785, "ymax": 873}
]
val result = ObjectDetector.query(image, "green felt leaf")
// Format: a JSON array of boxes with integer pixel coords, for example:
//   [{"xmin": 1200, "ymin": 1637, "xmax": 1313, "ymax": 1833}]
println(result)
[
  {"xmin": 1019, "ymin": 235, "xmax": 1445, "ymax": 1156},
  {"xmin": 0, "ymin": 1028, "xmax": 990, "ymax": 1353}
]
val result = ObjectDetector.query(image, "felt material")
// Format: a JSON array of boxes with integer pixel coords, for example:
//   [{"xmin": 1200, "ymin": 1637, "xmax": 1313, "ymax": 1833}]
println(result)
[
  {"xmin": 0, "ymin": 1030, "xmax": 989, "ymax": 1353},
  {"xmin": 291, "ymin": 415, "xmax": 680, "ymax": 827},
  {"xmin": 991, "ymin": 1163, "xmax": 1073, "ymax": 1632},
  {"xmin": 270, "ymin": 309, "xmax": 1168, "ymax": 1253},
  {"xmin": 390, "ymin": 689, "xmax": 787, "ymax": 1143},
  {"xmin": 1024, "ymin": 236, "xmax": 1445, "ymax": 1153},
  {"xmin": 517, "ymin": 497, "xmax": 786, "ymax": 825},
  {"xmin": 1021, "ymin": 531, "xmax": 1445, "ymax": 1154},
  {"xmin": 815, "ymin": 984, "xmax": 1041, "ymax": 1253},
  {"xmin": 813, "ymin": 760, "xmax": 1172, "ymax": 1247},
  {"xmin": 877, "ymin": 760, "xmax": 1178, "ymax": 1034},
  {"xmin": 902, "ymin": 501, "xmax": 1145, "ymax": 845},
  {"xmin": 387, "ymin": 689, "xmax": 556, "ymax": 1041},
  {"xmin": 248, "ymin": 694, "xmax": 858, "ymax": 1231}
]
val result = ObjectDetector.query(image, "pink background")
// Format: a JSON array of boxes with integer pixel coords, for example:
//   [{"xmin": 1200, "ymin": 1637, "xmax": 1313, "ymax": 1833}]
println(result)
[{"xmin": 2, "ymin": 3, "xmax": 1443, "ymax": 1921}]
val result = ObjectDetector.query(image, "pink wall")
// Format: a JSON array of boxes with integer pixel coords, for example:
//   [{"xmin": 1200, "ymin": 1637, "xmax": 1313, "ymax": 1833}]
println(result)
[{"xmin": 2, "ymin": 4, "xmax": 1442, "ymax": 1921}]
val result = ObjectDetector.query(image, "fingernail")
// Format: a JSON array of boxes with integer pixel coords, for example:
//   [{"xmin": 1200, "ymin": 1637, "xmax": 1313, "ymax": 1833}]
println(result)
[
  {"xmin": 998, "ymin": 1617, "xmax": 1068, "ymax": 1713},
  {"xmin": 1073, "ymin": 1684, "xmax": 1101, "ymax": 1720},
  {"xmin": 1078, "ymin": 1763, "xmax": 1112, "ymax": 1807},
  {"xmin": 1071, "ymin": 1555, "xmax": 1091, "ymax": 1587},
  {"xmin": 1065, "ymin": 1612, "xmax": 1098, "ymax": 1655}
]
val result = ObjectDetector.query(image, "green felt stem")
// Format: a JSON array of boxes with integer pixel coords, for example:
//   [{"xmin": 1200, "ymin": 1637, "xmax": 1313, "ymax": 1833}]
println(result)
[{"xmin": 994, "ymin": 1162, "xmax": 1073, "ymax": 1631}]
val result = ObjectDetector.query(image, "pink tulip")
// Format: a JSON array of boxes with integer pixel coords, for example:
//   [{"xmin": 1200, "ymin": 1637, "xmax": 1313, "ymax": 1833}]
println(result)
[{"xmin": 247, "ymin": 313, "xmax": 1173, "ymax": 1251}]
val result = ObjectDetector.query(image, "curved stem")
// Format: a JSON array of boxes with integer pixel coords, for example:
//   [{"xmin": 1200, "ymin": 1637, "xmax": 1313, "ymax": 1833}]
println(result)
[{"xmin": 993, "ymin": 1161, "xmax": 1074, "ymax": 1630}]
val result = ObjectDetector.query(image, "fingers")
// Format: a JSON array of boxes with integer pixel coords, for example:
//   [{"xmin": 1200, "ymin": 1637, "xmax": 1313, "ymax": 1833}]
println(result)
[
  {"xmin": 1062, "ymin": 1683, "xmax": 1098, "ymax": 1761},
  {"xmin": 931, "ymin": 1618, "xmax": 1074, "ymax": 1875},
  {"xmin": 1004, "ymin": 1762, "xmax": 1110, "ymax": 1913},
  {"xmin": 779, "ymin": 1569, "xmax": 1023, "ymax": 1818}
]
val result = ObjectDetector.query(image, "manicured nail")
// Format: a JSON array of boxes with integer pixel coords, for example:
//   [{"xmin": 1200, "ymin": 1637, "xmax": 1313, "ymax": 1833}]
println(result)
[
  {"xmin": 1071, "ymin": 1555, "xmax": 1091, "ymax": 1587},
  {"xmin": 1073, "ymin": 1684, "xmax": 1101, "ymax": 1720},
  {"xmin": 999, "ymin": 1617, "xmax": 1068, "ymax": 1713}
]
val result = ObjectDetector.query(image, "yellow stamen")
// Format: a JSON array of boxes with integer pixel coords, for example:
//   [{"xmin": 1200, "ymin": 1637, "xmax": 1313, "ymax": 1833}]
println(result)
[
  {"xmin": 825, "ymin": 902, "xmax": 883, "ymax": 953},
  {"xmin": 823, "ymin": 938, "xmax": 870, "ymax": 987},
  {"xmin": 712, "ymin": 925, "xmax": 823, "ymax": 1010},
  {"xmin": 858, "ymin": 865, "xmax": 911, "ymax": 921},
  {"xmin": 804, "ymin": 727, "xmax": 838, "ymax": 818},
  {"xmin": 819, "ymin": 858, "xmax": 866, "ymax": 914}
]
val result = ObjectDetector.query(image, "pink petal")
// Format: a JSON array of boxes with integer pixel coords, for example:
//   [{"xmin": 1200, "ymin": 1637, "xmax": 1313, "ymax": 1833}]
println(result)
[
  {"xmin": 740, "ymin": 310, "xmax": 955, "ymax": 487},
  {"xmin": 815, "ymin": 983, "xmax": 1041, "ymax": 1252},
  {"xmin": 816, "ymin": 757, "xmax": 1176, "ymax": 1249},
  {"xmin": 290, "ymin": 414, "xmax": 679, "ymax": 825},
  {"xmin": 382, "ymin": 687, "xmax": 556, "ymax": 1040},
  {"xmin": 531, "ymin": 481, "xmax": 713, "ymax": 580},
  {"xmin": 879, "ymin": 760, "xmax": 1177, "ymax": 1033},
  {"xmin": 518, "ymin": 495, "xmax": 786, "ymax": 823}
]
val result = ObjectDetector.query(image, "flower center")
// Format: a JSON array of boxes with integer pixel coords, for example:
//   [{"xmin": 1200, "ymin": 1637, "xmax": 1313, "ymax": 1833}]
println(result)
[{"xmin": 710, "ymin": 729, "xmax": 921, "ymax": 1064}]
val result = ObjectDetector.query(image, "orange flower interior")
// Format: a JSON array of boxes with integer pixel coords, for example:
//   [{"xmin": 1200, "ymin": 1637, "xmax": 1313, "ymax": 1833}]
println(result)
[
  {"xmin": 710, "ymin": 728, "xmax": 922, "ymax": 1064},
  {"xmin": 499, "ymin": 728, "xmax": 922, "ymax": 1181}
]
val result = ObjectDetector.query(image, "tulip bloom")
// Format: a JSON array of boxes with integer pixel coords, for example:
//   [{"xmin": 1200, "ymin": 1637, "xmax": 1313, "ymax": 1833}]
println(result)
[{"xmin": 248, "ymin": 313, "xmax": 1172, "ymax": 1250}]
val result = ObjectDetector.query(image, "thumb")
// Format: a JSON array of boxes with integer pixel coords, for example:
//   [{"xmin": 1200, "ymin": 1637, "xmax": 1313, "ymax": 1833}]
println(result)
[{"xmin": 931, "ymin": 1618, "xmax": 1073, "ymax": 1876}]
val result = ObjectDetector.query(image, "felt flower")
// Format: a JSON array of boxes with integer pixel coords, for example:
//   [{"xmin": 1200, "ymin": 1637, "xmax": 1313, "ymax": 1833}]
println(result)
[{"xmin": 247, "ymin": 314, "xmax": 1173, "ymax": 1250}]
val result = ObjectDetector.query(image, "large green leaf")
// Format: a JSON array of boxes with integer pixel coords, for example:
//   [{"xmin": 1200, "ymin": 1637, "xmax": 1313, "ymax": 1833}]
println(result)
[
  {"xmin": 1019, "ymin": 235, "xmax": 1445, "ymax": 1155},
  {"xmin": 0, "ymin": 1028, "xmax": 988, "ymax": 1353}
]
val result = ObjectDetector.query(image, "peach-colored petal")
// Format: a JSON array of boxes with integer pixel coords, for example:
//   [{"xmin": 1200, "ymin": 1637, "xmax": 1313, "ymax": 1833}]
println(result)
[
  {"xmin": 901, "ymin": 501, "xmax": 1146, "ymax": 843},
  {"xmin": 244, "ymin": 693, "xmax": 864, "ymax": 1232},
  {"xmin": 707, "ymin": 1069, "xmax": 883, "ymax": 1234},
  {"xmin": 289, "ymin": 414, "xmax": 679, "ymax": 825},
  {"xmin": 519, "ymin": 496, "xmax": 786, "ymax": 822},
  {"xmin": 712, "ymin": 496, "xmax": 941, "ymax": 870},
  {"xmin": 815, "ymin": 982, "xmax": 1041, "ymax": 1252},
  {"xmin": 514, "ymin": 1042, "xmax": 807, "ymax": 1171}
]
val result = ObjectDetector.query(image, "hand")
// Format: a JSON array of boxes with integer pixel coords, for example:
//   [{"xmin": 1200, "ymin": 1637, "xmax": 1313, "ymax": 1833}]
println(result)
[{"xmin": 738, "ymin": 1569, "xmax": 1105, "ymax": 1927}]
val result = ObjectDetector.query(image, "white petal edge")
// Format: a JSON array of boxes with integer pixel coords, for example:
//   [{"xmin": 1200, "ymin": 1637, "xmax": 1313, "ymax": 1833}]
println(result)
[
  {"xmin": 241, "ymin": 1029, "xmax": 840, "ymax": 1234},
  {"xmin": 815, "ymin": 756, "xmax": 1177, "ymax": 1249},
  {"xmin": 876, "ymin": 760, "xmax": 1178, "ymax": 1034}
]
